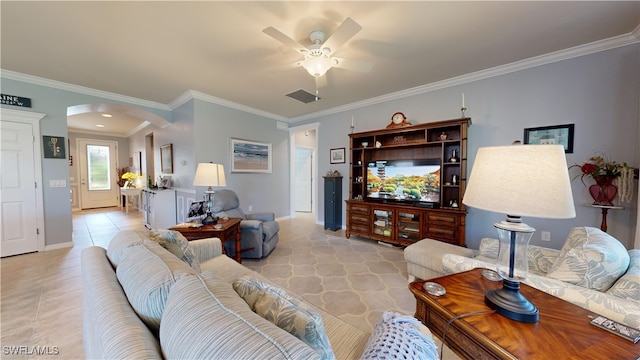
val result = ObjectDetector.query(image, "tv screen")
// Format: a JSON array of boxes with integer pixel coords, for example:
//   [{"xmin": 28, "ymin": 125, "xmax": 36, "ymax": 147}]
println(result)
[{"xmin": 366, "ymin": 159, "xmax": 440, "ymax": 205}]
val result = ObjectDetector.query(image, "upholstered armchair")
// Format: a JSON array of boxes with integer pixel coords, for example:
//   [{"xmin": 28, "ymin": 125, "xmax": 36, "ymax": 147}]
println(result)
[{"xmin": 211, "ymin": 189, "xmax": 279, "ymax": 259}]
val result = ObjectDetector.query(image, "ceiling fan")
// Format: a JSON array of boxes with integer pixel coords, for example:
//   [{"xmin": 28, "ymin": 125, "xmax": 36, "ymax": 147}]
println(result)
[{"xmin": 263, "ymin": 17, "xmax": 373, "ymax": 89}]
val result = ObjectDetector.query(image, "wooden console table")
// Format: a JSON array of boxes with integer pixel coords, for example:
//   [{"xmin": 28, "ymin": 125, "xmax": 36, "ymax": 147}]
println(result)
[
  {"xmin": 170, "ymin": 217, "xmax": 242, "ymax": 263},
  {"xmin": 410, "ymin": 268, "xmax": 639, "ymax": 359},
  {"xmin": 591, "ymin": 204, "xmax": 623, "ymax": 232}
]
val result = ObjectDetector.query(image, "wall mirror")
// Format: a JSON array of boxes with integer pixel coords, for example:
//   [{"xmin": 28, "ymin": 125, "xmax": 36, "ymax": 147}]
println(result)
[{"xmin": 160, "ymin": 144, "xmax": 173, "ymax": 173}]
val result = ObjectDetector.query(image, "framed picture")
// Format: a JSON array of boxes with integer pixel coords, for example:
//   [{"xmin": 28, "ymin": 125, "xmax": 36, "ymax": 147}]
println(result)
[
  {"xmin": 330, "ymin": 147, "xmax": 346, "ymax": 164},
  {"xmin": 160, "ymin": 144, "xmax": 173, "ymax": 173},
  {"xmin": 523, "ymin": 124, "xmax": 574, "ymax": 153},
  {"xmin": 231, "ymin": 138, "xmax": 272, "ymax": 173},
  {"xmin": 43, "ymin": 136, "xmax": 66, "ymax": 159}
]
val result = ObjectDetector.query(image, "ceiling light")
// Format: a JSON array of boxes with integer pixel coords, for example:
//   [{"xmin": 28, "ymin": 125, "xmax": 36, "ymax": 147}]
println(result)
[
  {"xmin": 302, "ymin": 53, "xmax": 334, "ymax": 78},
  {"xmin": 96, "ymin": 124, "xmax": 105, "ymax": 128},
  {"xmin": 101, "ymin": 113, "xmax": 112, "ymax": 118}
]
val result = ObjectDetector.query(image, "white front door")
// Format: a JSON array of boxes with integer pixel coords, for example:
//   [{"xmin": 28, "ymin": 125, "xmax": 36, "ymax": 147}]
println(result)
[
  {"xmin": 1, "ymin": 120, "xmax": 41, "ymax": 256},
  {"xmin": 295, "ymin": 147, "xmax": 313, "ymax": 212},
  {"xmin": 78, "ymin": 138, "xmax": 119, "ymax": 209}
]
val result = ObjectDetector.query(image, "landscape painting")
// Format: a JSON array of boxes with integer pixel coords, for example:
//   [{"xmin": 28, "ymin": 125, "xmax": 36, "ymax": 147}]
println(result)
[{"xmin": 231, "ymin": 138, "xmax": 272, "ymax": 173}]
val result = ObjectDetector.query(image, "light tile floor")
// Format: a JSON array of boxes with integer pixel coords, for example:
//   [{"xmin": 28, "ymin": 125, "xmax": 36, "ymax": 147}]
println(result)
[{"xmin": 1, "ymin": 208, "xmax": 144, "ymax": 359}]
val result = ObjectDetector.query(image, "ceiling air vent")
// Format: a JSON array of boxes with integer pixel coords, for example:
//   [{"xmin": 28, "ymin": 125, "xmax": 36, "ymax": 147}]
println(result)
[{"xmin": 286, "ymin": 89, "xmax": 321, "ymax": 104}]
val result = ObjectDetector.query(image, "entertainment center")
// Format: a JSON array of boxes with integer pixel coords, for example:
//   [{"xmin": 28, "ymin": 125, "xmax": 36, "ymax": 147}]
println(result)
[{"xmin": 346, "ymin": 117, "xmax": 470, "ymax": 247}]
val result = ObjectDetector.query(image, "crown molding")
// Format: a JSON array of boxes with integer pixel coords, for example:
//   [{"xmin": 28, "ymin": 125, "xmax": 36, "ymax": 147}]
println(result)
[
  {"xmin": 170, "ymin": 90, "xmax": 288, "ymax": 122},
  {"xmin": 0, "ymin": 69, "xmax": 171, "ymax": 111},
  {"xmin": 290, "ymin": 30, "xmax": 640, "ymax": 123}
]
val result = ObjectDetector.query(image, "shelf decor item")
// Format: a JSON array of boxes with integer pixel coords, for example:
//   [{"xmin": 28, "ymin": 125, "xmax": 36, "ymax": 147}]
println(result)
[
  {"xmin": 463, "ymin": 144, "xmax": 576, "ymax": 323},
  {"xmin": 570, "ymin": 155, "xmax": 634, "ymax": 206}
]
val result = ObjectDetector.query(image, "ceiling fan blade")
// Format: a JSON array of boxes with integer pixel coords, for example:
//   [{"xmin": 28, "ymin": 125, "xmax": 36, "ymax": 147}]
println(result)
[
  {"xmin": 332, "ymin": 57, "xmax": 373, "ymax": 73},
  {"xmin": 263, "ymin": 27, "xmax": 307, "ymax": 54},
  {"xmin": 315, "ymin": 75, "xmax": 327, "ymax": 88},
  {"xmin": 322, "ymin": 17, "xmax": 362, "ymax": 55}
]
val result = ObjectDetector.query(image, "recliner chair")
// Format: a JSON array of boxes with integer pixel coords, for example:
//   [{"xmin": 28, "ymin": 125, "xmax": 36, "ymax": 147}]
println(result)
[{"xmin": 211, "ymin": 189, "xmax": 279, "ymax": 259}]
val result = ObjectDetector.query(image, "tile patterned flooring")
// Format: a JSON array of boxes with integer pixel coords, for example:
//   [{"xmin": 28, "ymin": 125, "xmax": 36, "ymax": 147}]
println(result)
[{"xmin": 0, "ymin": 209, "xmax": 419, "ymax": 359}]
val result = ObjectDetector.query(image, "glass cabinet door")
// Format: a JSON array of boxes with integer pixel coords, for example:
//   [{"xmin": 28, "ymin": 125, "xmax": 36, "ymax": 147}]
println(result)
[
  {"xmin": 397, "ymin": 211, "xmax": 421, "ymax": 243},
  {"xmin": 372, "ymin": 208, "xmax": 393, "ymax": 239}
]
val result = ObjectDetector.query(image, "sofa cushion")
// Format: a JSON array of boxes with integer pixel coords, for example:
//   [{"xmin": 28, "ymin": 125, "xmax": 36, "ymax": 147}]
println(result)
[
  {"xmin": 547, "ymin": 227, "xmax": 629, "ymax": 291},
  {"xmin": 233, "ymin": 275, "xmax": 334, "ymax": 360},
  {"xmin": 160, "ymin": 273, "xmax": 320, "ymax": 360},
  {"xmin": 149, "ymin": 229, "xmax": 201, "ymax": 272},
  {"xmin": 116, "ymin": 240, "xmax": 198, "ymax": 334},
  {"xmin": 106, "ymin": 230, "xmax": 146, "ymax": 267},
  {"xmin": 607, "ymin": 249, "xmax": 640, "ymax": 301},
  {"xmin": 527, "ymin": 245, "xmax": 560, "ymax": 275},
  {"xmin": 360, "ymin": 311, "xmax": 438, "ymax": 360}
]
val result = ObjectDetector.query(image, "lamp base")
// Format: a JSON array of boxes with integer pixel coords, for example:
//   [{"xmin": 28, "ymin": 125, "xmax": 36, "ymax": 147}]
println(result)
[
  {"xmin": 485, "ymin": 278, "xmax": 539, "ymax": 323},
  {"xmin": 202, "ymin": 212, "xmax": 218, "ymax": 225}
]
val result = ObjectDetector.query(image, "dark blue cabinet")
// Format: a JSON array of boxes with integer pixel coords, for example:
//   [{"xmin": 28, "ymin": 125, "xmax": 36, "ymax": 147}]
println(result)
[{"xmin": 324, "ymin": 176, "xmax": 343, "ymax": 231}]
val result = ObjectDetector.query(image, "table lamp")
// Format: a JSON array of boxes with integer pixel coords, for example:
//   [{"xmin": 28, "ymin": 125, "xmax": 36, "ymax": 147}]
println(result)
[
  {"xmin": 193, "ymin": 162, "xmax": 226, "ymax": 224},
  {"xmin": 463, "ymin": 145, "xmax": 575, "ymax": 322}
]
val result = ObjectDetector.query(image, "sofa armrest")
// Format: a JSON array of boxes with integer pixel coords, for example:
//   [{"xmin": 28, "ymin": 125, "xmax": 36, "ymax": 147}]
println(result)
[
  {"xmin": 247, "ymin": 212, "xmax": 275, "ymax": 222},
  {"xmin": 442, "ymin": 254, "xmax": 493, "ymax": 275},
  {"xmin": 189, "ymin": 237, "xmax": 223, "ymax": 262}
]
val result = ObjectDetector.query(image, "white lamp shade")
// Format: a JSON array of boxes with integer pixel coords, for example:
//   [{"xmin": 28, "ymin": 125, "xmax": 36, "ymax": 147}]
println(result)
[
  {"xmin": 193, "ymin": 163, "xmax": 226, "ymax": 187},
  {"xmin": 463, "ymin": 145, "xmax": 575, "ymax": 219}
]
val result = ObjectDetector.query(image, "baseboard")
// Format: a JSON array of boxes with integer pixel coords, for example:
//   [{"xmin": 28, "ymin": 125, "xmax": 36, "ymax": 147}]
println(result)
[{"xmin": 45, "ymin": 241, "xmax": 73, "ymax": 251}]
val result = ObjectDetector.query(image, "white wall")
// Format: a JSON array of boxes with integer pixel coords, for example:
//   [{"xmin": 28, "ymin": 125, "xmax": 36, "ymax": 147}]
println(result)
[{"xmin": 296, "ymin": 44, "xmax": 639, "ymax": 250}]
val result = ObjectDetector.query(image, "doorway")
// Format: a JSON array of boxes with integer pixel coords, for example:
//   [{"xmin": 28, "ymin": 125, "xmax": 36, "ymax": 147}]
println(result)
[
  {"xmin": 77, "ymin": 138, "xmax": 119, "ymax": 209},
  {"xmin": 289, "ymin": 124, "xmax": 319, "ymax": 218}
]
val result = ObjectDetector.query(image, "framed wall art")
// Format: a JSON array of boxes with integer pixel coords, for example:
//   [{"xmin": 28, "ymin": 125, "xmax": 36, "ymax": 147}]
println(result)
[
  {"xmin": 160, "ymin": 144, "xmax": 173, "ymax": 173},
  {"xmin": 330, "ymin": 148, "xmax": 345, "ymax": 164},
  {"xmin": 523, "ymin": 124, "xmax": 574, "ymax": 153},
  {"xmin": 231, "ymin": 138, "xmax": 272, "ymax": 173},
  {"xmin": 43, "ymin": 135, "xmax": 66, "ymax": 159}
]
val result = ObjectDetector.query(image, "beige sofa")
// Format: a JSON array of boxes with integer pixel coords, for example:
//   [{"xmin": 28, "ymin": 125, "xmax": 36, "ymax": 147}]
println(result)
[
  {"xmin": 83, "ymin": 230, "xmax": 442, "ymax": 359},
  {"xmin": 82, "ymin": 230, "xmax": 371, "ymax": 359},
  {"xmin": 405, "ymin": 227, "xmax": 640, "ymax": 330}
]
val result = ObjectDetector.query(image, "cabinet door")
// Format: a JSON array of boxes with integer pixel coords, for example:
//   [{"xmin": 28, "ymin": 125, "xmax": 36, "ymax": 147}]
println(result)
[
  {"xmin": 371, "ymin": 207, "xmax": 394, "ymax": 240},
  {"xmin": 397, "ymin": 210, "xmax": 421, "ymax": 244}
]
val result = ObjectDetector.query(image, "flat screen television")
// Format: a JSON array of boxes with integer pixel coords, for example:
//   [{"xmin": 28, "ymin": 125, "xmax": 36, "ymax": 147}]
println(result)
[{"xmin": 366, "ymin": 159, "xmax": 440, "ymax": 206}]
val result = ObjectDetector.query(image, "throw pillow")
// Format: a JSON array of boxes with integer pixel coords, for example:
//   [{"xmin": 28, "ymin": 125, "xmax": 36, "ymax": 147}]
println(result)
[
  {"xmin": 149, "ymin": 229, "xmax": 201, "ymax": 272},
  {"xmin": 360, "ymin": 311, "xmax": 438, "ymax": 360},
  {"xmin": 546, "ymin": 227, "xmax": 630, "ymax": 291},
  {"xmin": 606, "ymin": 249, "xmax": 640, "ymax": 301},
  {"xmin": 232, "ymin": 275, "xmax": 335, "ymax": 360}
]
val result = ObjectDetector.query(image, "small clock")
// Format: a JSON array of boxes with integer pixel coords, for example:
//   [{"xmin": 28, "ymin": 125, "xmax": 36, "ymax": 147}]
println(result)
[{"xmin": 387, "ymin": 112, "xmax": 410, "ymax": 128}]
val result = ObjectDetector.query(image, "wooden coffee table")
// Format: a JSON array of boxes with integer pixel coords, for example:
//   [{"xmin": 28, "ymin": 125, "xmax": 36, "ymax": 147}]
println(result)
[
  {"xmin": 170, "ymin": 217, "xmax": 243, "ymax": 263},
  {"xmin": 409, "ymin": 268, "xmax": 639, "ymax": 360}
]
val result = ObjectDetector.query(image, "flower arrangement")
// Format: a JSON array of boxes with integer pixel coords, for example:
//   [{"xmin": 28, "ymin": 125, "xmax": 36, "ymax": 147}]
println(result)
[
  {"xmin": 570, "ymin": 156, "xmax": 628, "ymax": 185},
  {"xmin": 570, "ymin": 155, "xmax": 634, "ymax": 204},
  {"xmin": 121, "ymin": 172, "xmax": 138, "ymax": 188}
]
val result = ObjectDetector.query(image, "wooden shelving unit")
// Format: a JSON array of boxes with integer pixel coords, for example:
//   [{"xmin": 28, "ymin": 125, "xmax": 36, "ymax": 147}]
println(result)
[{"xmin": 346, "ymin": 118, "xmax": 470, "ymax": 246}]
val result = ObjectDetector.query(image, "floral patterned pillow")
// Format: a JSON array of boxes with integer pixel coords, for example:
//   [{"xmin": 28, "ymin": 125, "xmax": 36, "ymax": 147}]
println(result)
[
  {"xmin": 232, "ymin": 275, "xmax": 334, "ymax": 360},
  {"xmin": 606, "ymin": 249, "xmax": 639, "ymax": 301},
  {"xmin": 546, "ymin": 227, "xmax": 629, "ymax": 291},
  {"xmin": 149, "ymin": 229, "xmax": 201, "ymax": 272}
]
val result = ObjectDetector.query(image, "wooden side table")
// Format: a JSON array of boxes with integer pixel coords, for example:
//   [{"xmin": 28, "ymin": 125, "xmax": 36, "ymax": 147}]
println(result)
[
  {"xmin": 170, "ymin": 217, "xmax": 243, "ymax": 263},
  {"xmin": 410, "ymin": 268, "xmax": 639, "ymax": 360},
  {"xmin": 591, "ymin": 204, "xmax": 624, "ymax": 232}
]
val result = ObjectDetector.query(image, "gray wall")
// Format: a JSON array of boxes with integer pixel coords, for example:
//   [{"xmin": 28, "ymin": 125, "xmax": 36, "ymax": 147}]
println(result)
[{"xmin": 298, "ymin": 44, "xmax": 639, "ymax": 250}]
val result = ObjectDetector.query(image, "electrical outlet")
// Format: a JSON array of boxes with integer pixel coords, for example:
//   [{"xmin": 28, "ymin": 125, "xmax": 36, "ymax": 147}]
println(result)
[
  {"xmin": 541, "ymin": 231, "xmax": 551, "ymax": 242},
  {"xmin": 248, "ymin": 205, "xmax": 253, "ymax": 212}
]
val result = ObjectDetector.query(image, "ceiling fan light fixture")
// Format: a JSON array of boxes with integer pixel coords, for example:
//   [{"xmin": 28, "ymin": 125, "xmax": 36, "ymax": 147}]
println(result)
[{"xmin": 302, "ymin": 55, "xmax": 333, "ymax": 78}]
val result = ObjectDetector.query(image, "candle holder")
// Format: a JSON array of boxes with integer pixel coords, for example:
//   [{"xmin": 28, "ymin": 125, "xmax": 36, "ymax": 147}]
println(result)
[{"xmin": 461, "ymin": 106, "xmax": 467, "ymax": 118}]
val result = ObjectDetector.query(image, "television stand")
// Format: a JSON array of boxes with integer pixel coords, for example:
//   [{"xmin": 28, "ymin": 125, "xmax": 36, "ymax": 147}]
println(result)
[{"xmin": 346, "ymin": 118, "xmax": 470, "ymax": 247}]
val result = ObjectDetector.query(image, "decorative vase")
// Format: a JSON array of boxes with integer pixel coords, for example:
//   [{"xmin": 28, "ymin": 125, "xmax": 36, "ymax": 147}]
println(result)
[{"xmin": 589, "ymin": 176, "xmax": 617, "ymax": 206}]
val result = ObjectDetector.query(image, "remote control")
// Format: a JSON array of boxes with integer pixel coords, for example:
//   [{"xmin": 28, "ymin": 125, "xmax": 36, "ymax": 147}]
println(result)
[{"xmin": 589, "ymin": 315, "xmax": 640, "ymax": 343}]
